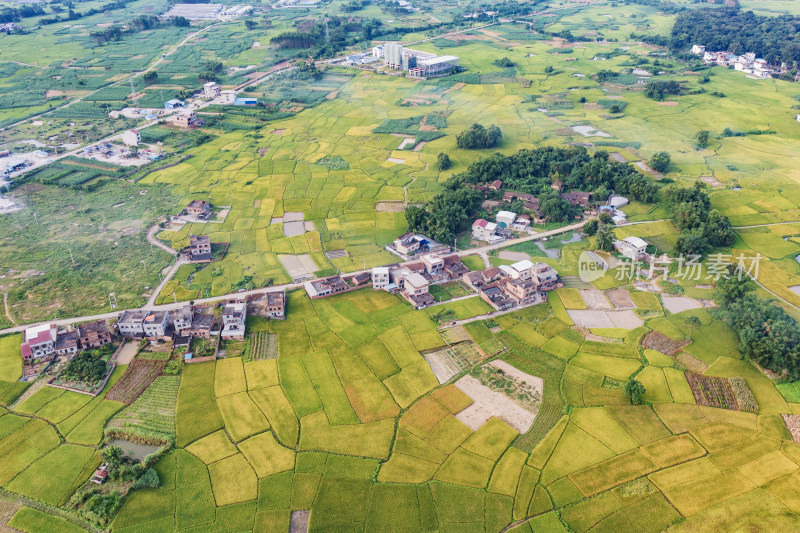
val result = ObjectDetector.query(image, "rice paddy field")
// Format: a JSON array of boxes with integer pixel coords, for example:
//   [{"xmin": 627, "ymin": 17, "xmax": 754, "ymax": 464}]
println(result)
[{"xmin": 2, "ymin": 0, "xmax": 800, "ymax": 529}]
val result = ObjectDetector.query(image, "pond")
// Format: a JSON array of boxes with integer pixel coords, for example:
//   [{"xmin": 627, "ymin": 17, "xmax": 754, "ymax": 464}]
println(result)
[
  {"xmin": 106, "ymin": 439, "xmax": 161, "ymax": 462},
  {"xmin": 534, "ymin": 232, "xmax": 584, "ymax": 259}
]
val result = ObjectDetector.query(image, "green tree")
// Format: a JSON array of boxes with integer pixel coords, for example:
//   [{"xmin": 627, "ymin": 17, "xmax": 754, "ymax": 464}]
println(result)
[
  {"xmin": 598, "ymin": 211, "xmax": 614, "ymax": 225},
  {"xmin": 437, "ymin": 152, "xmax": 452, "ymax": 170},
  {"xmin": 696, "ymin": 130, "xmax": 710, "ymax": 149},
  {"xmin": 244, "ymin": 19, "xmax": 257, "ymax": 30},
  {"xmin": 624, "ymin": 378, "xmax": 646, "ymax": 405},
  {"xmin": 142, "ymin": 70, "xmax": 157, "ymax": 84},
  {"xmin": 648, "ymin": 151, "xmax": 671, "ymax": 173},
  {"xmin": 583, "ymin": 219, "xmax": 599, "ymax": 236},
  {"xmin": 102, "ymin": 445, "xmax": 124, "ymax": 471},
  {"xmin": 684, "ymin": 315, "xmax": 701, "ymax": 338},
  {"xmin": 596, "ymin": 224, "xmax": 616, "ymax": 251}
]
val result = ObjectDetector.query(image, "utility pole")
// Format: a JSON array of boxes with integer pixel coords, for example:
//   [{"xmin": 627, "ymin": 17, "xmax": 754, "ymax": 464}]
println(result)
[{"xmin": 68, "ymin": 247, "xmax": 74, "ymax": 263}]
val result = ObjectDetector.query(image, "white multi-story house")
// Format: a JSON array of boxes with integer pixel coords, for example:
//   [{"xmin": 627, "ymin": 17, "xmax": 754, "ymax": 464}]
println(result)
[
  {"xmin": 20, "ymin": 324, "xmax": 57, "ymax": 362},
  {"xmin": 372, "ymin": 267, "xmax": 390, "ymax": 290},
  {"xmin": 143, "ymin": 311, "xmax": 170, "ymax": 338},
  {"xmin": 614, "ymin": 237, "xmax": 648, "ymax": 261},
  {"xmin": 221, "ymin": 301, "xmax": 246, "ymax": 340},
  {"xmin": 121, "ymin": 129, "xmax": 140, "ymax": 147}
]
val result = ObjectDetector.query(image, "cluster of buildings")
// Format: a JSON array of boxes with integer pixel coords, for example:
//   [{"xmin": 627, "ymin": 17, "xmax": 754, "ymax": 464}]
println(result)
[
  {"xmin": 387, "ymin": 232, "xmax": 449, "ymax": 260},
  {"xmin": 373, "ymin": 43, "xmax": 460, "ymax": 79},
  {"xmin": 471, "ymin": 209, "xmax": 534, "ymax": 244},
  {"xmin": 464, "ymin": 260, "xmax": 560, "ymax": 312},
  {"xmin": 373, "ymin": 253, "xmax": 470, "ymax": 309},
  {"xmin": 20, "ymin": 320, "xmax": 112, "ymax": 364},
  {"xmin": 691, "ymin": 45, "xmax": 778, "ymax": 79},
  {"xmin": 161, "ymin": 3, "xmax": 252, "ymax": 20},
  {"xmin": 597, "ymin": 195, "xmax": 629, "ymax": 225},
  {"xmin": 478, "ymin": 180, "xmax": 595, "ymax": 224},
  {"xmin": 304, "ymin": 272, "xmax": 372, "ymax": 299}
]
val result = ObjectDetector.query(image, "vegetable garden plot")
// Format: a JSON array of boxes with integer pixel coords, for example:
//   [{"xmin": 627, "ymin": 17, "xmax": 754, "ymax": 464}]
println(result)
[
  {"xmin": 106, "ymin": 359, "xmax": 166, "ymax": 405},
  {"xmin": 422, "ymin": 342, "xmax": 487, "ymax": 384},
  {"xmin": 641, "ymin": 331, "xmax": 690, "ymax": 356},
  {"xmin": 685, "ymin": 372, "xmax": 758, "ymax": 412}
]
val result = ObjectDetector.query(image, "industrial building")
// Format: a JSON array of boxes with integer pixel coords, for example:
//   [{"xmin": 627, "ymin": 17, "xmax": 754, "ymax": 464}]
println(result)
[{"xmin": 379, "ymin": 42, "xmax": 457, "ymax": 78}]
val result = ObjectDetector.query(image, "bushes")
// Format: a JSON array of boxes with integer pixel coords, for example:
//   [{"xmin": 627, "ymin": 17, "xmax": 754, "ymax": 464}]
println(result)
[
  {"xmin": 728, "ymin": 377, "xmax": 758, "ymax": 413},
  {"xmin": 456, "ymin": 123, "xmax": 502, "ymax": 149},
  {"xmin": 132, "ymin": 467, "xmax": 160, "ymax": 490}
]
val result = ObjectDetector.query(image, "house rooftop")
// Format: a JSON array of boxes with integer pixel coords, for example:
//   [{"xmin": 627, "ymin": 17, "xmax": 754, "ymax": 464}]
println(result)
[
  {"xmin": 24, "ymin": 323, "xmax": 54, "ymax": 345},
  {"xmin": 404, "ymin": 272, "xmax": 428, "ymax": 288},
  {"xmin": 511, "ymin": 259, "xmax": 534, "ymax": 272},
  {"xmin": 622, "ymin": 236, "xmax": 648, "ymax": 249},
  {"xmin": 77, "ymin": 320, "xmax": 109, "ymax": 336},
  {"xmin": 143, "ymin": 311, "xmax": 168, "ymax": 324},
  {"xmin": 119, "ymin": 309, "xmax": 149, "ymax": 323}
]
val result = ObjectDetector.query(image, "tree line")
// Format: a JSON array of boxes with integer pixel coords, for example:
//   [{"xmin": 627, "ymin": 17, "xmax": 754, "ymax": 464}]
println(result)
[
  {"xmin": 670, "ymin": 7, "xmax": 800, "ymax": 66},
  {"xmin": 715, "ymin": 268, "xmax": 800, "ymax": 379}
]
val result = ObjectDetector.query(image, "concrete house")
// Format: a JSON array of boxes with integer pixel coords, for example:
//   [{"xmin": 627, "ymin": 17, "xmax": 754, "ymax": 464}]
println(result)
[
  {"xmin": 143, "ymin": 311, "xmax": 170, "ymax": 338},
  {"xmin": 172, "ymin": 306, "xmax": 194, "ymax": 336},
  {"xmin": 504, "ymin": 278, "xmax": 538, "ymax": 305},
  {"xmin": 403, "ymin": 272, "xmax": 434, "ymax": 308},
  {"xmin": 187, "ymin": 312, "xmax": 214, "ymax": 338},
  {"xmin": 117, "ymin": 310, "xmax": 148, "ymax": 337},
  {"xmin": 472, "ymin": 219, "xmax": 500, "ymax": 243},
  {"xmin": 372, "ymin": 267, "xmax": 390, "ymax": 290},
  {"xmin": 204, "ymin": 81, "xmax": 221, "ymax": 98},
  {"xmin": 221, "ymin": 301, "xmax": 246, "ymax": 340},
  {"xmin": 508, "ymin": 260, "xmax": 533, "ymax": 280},
  {"xmin": 496, "ymin": 211, "xmax": 517, "ymax": 226},
  {"xmin": 421, "ymin": 253, "xmax": 444, "ymax": 275},
  {"xmin": 172, "ymin": 110, "xmax": 202, "ymax": 129},
  {"xmin": 20, "ymin": 324, "xmax": 58, "ymax": 361},
  {"xmin": 78, "ymin": 320, "xmax": 112, "ymax": 349},
  {"xmin": 394, "ymin": 233, "xmax": 421, "ymax": 256},
  {"xmin": 614, "ymin": 237, "xmax": 648, "ymax": 261},
  {"xmin": 480, "ymin": 285, "xmax": 516, "ymax": 311},
  {"xmin": 55, "ymin": 331, "xmax": 79, "ymax": 356},
  {"xmin": 185, "ymin": 200, "xmax": 211, "ymax": 219},
  {"xmin": 164, "ymin": 99, "xmax": 185, "ymax": 109},
  {"xmin": 263, "ymin": 291, "xmax": 285, "ymax": 319},
  {"xmin": 220, "ymin": 90, "xmax": 236, "ymax": 104},
  {"xmin": 306, "ymin": 276, "xmax": 348, "ymax": 298},
  {"xmin": 189, "ymin": 234, "xmax": 212, "ymax": 262},
  {"xmin": 531, "ymin": 263, "xmax": 560, "ymax": 291},
  {"xmin": 121, "ymin": 129, "xmax": 140, "ymax": 147}
]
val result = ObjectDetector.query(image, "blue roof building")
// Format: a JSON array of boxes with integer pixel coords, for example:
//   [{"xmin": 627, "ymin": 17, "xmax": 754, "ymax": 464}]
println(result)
[
  {"xmin": 164, "ymin": 99, "xmax": 184, "ymax": 109},
  {"xmin": 233, "ymin": 97, "xmax": 258, "ymax": 106}
]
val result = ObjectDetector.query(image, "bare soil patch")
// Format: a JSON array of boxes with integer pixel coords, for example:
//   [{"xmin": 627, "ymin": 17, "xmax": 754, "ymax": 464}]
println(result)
[
  {"xmin": 376, "ymin": 202, "xmax": 404, "ymax": 212},
  {"xmin": 271, "ymin": 129, "xmax": 286, "ymax": 135},
  {"xmin": 657, "ymin": 101, "xmax": 679, "ymax": 106},
  {"xmin": 106, "ymin": 359, "xmax": 166, "ymax": 405},
  {"xmin": 661, "ymin": 295, "xmax": 702, "ymax": 314},
  {"xmin": 675, "ymin": 352, "xmax": 708, "ymax": 373},
  {"xmin": 700, "ymin": 176, "xmax": 723, "ymax": 187},
  {"xmin": 454, "ymin": 365, "xmax": 540, "ymax": 433},
  {"xmin": 498, "ymin": 251, "xmax": 530, "ymax": 262},
  {"xmin": 606, "ymin": 288, "xmax": 635, "ymax": 309},
  {"xmin": 580, "ymin": 289, "xmax": 612, "ymax": 310},
  {"xmin": 783, "ymin": 415, "xmax": 800, "ymax": 443},
  {"xmin": 115, "ymin": 342, "xmax": 140, "ymax": 364}
]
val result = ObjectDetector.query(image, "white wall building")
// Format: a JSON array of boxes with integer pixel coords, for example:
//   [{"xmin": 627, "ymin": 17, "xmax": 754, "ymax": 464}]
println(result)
[
  {"xmin": 121, "ymin": 129, "xmax": 140, "ymax": 146},
  {"xmin": 220, "ymin": 90, "xmax": 236, "ymax": 105},
  {"xmin": 496, "ymin": 210, "xmax": 516, "ymax": 226},
  {"xmin": 372, "ymin": 267, "xmax": 390, "ymax": 290},
  {"xmin": 614, "ymin": 237, "xmax": 648, "ymax": 261},
  {"xmin": 204, "ymin": 82, "xmax": 221, "ymax": 98}
]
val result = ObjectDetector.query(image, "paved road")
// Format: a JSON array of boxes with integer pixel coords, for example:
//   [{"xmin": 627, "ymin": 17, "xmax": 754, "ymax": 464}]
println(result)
[
  {"xmin": 146, "ymin": 259, "xmax": 187, "ymax": 307},
  {"xmin": 146, "ymin": 223, "xmax": 179, "ymax": 256}
]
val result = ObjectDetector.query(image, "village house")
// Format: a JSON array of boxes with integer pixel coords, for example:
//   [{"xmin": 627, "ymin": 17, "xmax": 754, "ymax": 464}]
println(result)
[
  {"xmin": 185, "ymin": 200, "xmax": 211, "ymax": 219},
  {"xmin": 507, "ymin": 260, "xmax": 533, "ymax": 280},
  {"xmin": 121, "ymin": 129, "xmax": 140, "ymax": 147},
  {"xmin": 262, "ymin": 291, "xmax": 286, "ymax": 319},
  {"xmin": 187, "ymin": 312, "xmax": 214, "ymax": 338},
  {"xmin": 403, "ymin": 272, "xmax": 435, "ymax": 309},
  {"xmin": 390, "ymin": 267, "xmax": 411, "ymax": 290},
  {"xmin": 164, "ymin": 99, "xmax": 184, "ymax": 109},
  {"xmin": 117, "ymin": 310, "xmax": 148, "ymax": 338},
  {"xmin": 372, "ymin": 266, "xmax": 390, "ymax": 290},
  {"xmin": 221, "ymin": 301, "xmax": 246, "ymax": 340},
  {"xmin": 143, "ymin": 311, "xmax": 171, "ymax": 339},
  {"xmin": 203, "ymin": 81, "xmax": 221, "ymax": 98},
  {"xmin": 305, "ymin": 275, "xmax": 348, "ymax": 298},
  {"xmin": 172, "ymin": 306, "xmax": 194, "ymax": 336},
  {"xmin": 561, "ymin": 191, "xmax": 591, "ymax": 209},
  {"xmin": 472, "ymin": 219, "xmax": 503, "ymax": 243},
  {"xmin": 504, "ymin": 278, "xmax": 538, "ymax": 305},
  {"xmin": 531, "ymin": 262, "xmax": 560, "ymax": 291},
  {"xmin": 614, "ymin": 237, "xmax": 649, "ymax": 261},
  {"xmin": 351, "ymin": 272, "xmax": 372, "ymax": 287},
  {"xmin": 20, "ymin": 324, "xmax": 57, "ymax": 362},
  {"xmin": 512, "ymin": 214, "xmax": 531, "ymax": 230},
  {"xmin": 463, "ymin": 270, "xmax": 486, "ymax": 290},
  {"xmin": 496, "ymin": 210, "xmax": 516, "ymax": 227},
  {"xmin": 54, "ymin": 331, "xmax": 79, "ymax": 356},
  {"xmin": 171, "ymin": 110, "xmax": 202, "ymax": 129},
  {"xmin": 389, "ymin": 233, "xmax": 448, "ymax": 259},
  {"xmin": 189, "ymin": 234, "xmax": 212, "ymax": 263},
  {"xmin": 489, "ymin": 180, "xmax": 503, "ymax": 191},
  {"xmin": 443, "ymin": 255, "xmax": 469, "ymax": 279},
  {"xmin": 77, "ymin": 320, "xmax": 112, "ymax": 349},
  {"xmin": 480, "ymin": 285, "xmax": 516, "ymax": 311},
  {"xmin": 421, "ymin": 253, "xmax": 445, "ymax": 276}
]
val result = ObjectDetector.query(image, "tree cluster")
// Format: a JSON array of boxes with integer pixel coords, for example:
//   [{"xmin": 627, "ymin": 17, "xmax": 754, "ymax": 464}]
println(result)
[
  {"xmin": 0, "ymin": 4, "xmax": 45, "ymax": 23},
  {"xmin": 458, "ymin": 146, "xmax": 657, "ymax": 204},
  {"xmin": 456, "ymin": 123, "xmax": 502, "ymax": 149},
  {"xmin": 665, "ymin": 181, "xmax": 735, "ymax": 256},
  {"xmin": 648, "ymin": 151, "xmax": 670, "ymax": 173},
  {"xmin": 61, "ymin": 351, "xmax": 108, "ymax": 383},
  {"xmin": 643, "ymin": 80, "xmax": 681, "ymax": 101},
  {"xmin": 671, "ymin": 7, "xmax": 800, "ymax": 67},
  {"xmin": 492, "ymin": 57, "xmax": 516, "ymax": 68},
  {"xmin": 715, "ymin": 269, "xmax": 800, "ymax": 378},
  {"xmin": 404, "ymin": 184, "xmax": 482, "ymax": 245},
  {"xmin": 270, "ymin": 16, "xmax": 383, "ymax": 58}
]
